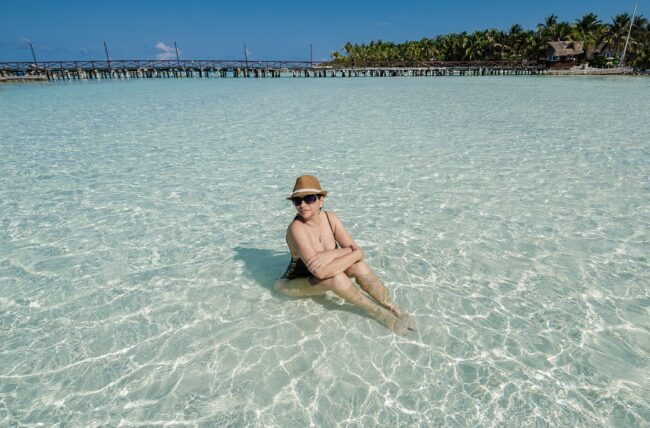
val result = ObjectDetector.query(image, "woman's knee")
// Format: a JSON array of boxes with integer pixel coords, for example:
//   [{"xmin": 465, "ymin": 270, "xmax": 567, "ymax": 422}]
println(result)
[
  {"xmin": 315, "ymin": 272, "xmax": 353, "ymax": 292},
  {"xmin": 345, "ymin": 261, "xmax": 371, "ymax": 278}
]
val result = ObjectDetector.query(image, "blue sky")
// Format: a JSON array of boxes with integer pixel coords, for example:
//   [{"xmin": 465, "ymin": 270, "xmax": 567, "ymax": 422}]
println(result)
[{"xmin": 0, "ymin": 0, "xmax": 647, "ymax": 61}]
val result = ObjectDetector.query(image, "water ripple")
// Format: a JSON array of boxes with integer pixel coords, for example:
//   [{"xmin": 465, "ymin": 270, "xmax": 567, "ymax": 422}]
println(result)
[{"xmin": 0, "ymin": 77, "xmax": 648, "ymax": 426}]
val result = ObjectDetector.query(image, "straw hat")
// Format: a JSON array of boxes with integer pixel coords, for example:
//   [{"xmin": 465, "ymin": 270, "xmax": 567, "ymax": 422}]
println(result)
[{"xmin": 286, "ymin": 175, "xmax": 328, "ymax": 199}]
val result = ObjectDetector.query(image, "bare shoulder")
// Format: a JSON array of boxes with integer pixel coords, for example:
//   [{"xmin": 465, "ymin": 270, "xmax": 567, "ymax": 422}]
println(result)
[
  {"xmin": 325, "ymin": 210, "xmax": 344, "ymax": 225},
  {"xmin": 286, "ymin": 220, "xmax": 308, "ymax": 254},
  {"xmin": 287, "ymin": 218, "xmax": 307, "ymax": 238},
  {"xmin": 325, "ymin": 210, "xmax": 342, "ymax": 221},
  {"xmin": 325, "ymin": 209, "xmax": 339, "ymax": 217}
]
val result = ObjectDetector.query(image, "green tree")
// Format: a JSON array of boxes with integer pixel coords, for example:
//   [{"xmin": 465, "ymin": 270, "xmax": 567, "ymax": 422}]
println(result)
[
  {"xmin": 599, "ymin": 13, "xmax": 632, "ymax": 57},
  {"xmin": 625, "ymin": 15, "xmax": 650, "ymax": 66},
  {"xmin": 327, "ymin": 9, "xmax": 648, "ymax": 69},
  {"xmin": 573, "ymin": 13, "xmax": 604, "ymax": 57},
  {"xmin": 537, "ymin": 14, "xmax": 558, "ymax": 40},
  {"xmin": 549, "ymin": 21, "xmax": 573, "ymax": 41}
]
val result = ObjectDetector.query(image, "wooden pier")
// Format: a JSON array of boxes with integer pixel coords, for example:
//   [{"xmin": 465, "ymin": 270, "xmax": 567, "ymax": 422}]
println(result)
[{"xmin": 0, "ymin": 59, "xmax": 548, "ymax": 81}]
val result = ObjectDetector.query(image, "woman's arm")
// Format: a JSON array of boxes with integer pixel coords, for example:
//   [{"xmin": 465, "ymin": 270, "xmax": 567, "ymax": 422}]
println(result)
[
  {"xmin": 305, "ymin": 211, "xmax": 357, "ymax": 270},
  {"xmin": 306, "ymin": 247, "xmax": 352, "ymax": 273},
  {"xmin": 310, "ymin": 249, "xmax": 363, "ymax": 279},
  {"xmin": 288, "ymin": 222, "xmax": 362, "ymax": 280}
]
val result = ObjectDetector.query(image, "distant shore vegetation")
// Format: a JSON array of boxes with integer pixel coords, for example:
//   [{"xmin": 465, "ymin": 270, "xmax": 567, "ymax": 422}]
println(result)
[{"xmin": 329, "ymin": 12, "xmax": 650, "ymax": 68}]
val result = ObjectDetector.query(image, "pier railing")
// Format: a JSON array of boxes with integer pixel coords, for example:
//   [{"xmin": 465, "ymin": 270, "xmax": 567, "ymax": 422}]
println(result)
[
  {"xmin": 0, "ymin": 59, "xmax": 548, "ymax": 80},
  {"xmin": 0, "ymin": 59, "xmax": 545, "ymax": 71},
  {"xmin": 0, "ymin": 59, "xmax": 320, "ymax": 72}
]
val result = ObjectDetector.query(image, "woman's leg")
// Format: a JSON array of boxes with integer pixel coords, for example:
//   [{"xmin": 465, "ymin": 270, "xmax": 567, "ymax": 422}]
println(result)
[
  {"xmin": 345, "ymin": 261, "xmax": 402, "ymax": 316},
  {"xmin": 312, "ymin": 272, "xmax": 410, "ymax": 335},
  {"xmin": 346, "ymin": 261, "xmax": 417, "ymax": 331},
  {"xmin": 274, "ymin": 277, "xmax": 329, "ymax": 297}
]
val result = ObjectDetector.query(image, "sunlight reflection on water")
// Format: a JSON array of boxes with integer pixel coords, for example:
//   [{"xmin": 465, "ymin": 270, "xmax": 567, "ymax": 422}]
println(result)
[{"xmin": 0, "ymin": 76, "xmax": 648, "ymax": 426}]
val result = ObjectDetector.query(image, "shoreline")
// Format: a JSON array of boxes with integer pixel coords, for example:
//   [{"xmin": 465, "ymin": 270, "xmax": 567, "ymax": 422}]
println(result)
[
  {"xmin": 545, "ymin": 66, "xmax": 640, "ymax": 76},
  {"xmin": 0, "ymin": 75, "xmax": 48, "ymax": 83}
]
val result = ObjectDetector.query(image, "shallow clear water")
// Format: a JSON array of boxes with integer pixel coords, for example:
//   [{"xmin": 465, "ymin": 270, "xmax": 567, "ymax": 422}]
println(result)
[{"xmin": 0, "ymin": 76, "xmax": 648, "ymax": 426}]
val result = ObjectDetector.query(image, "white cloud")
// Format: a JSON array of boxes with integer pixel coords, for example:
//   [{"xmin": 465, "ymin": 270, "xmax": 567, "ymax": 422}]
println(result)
[{"xmin": 155, "ymin": 42, "xmax": 180, "ymax": 60}]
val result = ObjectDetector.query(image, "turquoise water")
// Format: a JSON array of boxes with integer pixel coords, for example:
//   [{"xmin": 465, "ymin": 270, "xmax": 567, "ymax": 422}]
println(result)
[{"xmin": 0, "ymin": 76, "xmax": 648, "ymax": 426}]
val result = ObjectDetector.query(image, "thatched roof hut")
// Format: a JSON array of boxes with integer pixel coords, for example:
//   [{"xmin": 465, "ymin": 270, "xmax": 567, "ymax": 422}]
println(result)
[
  {"xmin": 546, "ymin": 41, "xmax": 586, "ymax": 67},
  {"xmin": 547, "ymin": 41, "xmax": 585, "ymax": 58}
]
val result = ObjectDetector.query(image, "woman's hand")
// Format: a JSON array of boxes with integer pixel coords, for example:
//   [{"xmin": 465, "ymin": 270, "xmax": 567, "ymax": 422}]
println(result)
[
  {"xmin": 306, "ymin": 248, "xmax": 352, "ymax": 273},
  {"xmin": 306, "ymin": 252, "xmax": 331, "ymax": 273},
  {"xmin": 349, "ymin": 243, "xmax": 364, "ymax": 261}
]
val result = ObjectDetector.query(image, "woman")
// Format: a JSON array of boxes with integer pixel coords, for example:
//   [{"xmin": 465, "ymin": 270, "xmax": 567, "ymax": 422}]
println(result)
[{"xmin": 274, "ymin": 175, "xmax": 416, "ymax": 335}]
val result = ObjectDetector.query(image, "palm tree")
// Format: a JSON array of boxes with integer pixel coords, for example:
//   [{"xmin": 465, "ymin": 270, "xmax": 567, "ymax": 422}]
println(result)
[
  {"xmin": 537, "ymin": 14, "xmax": 558, "ymax": 40},
  {"xmin": 549, "ymin": 21, "xmax": 574, "ymax": 41},
  {"xmin": 327, "ymin": 9, "xmax": 647, "ymax": 68},
  {"xmin": 630, "ymin": 15, "xmax": 649, "ymax": 43},
  {"xmin": 624, "ymin": 15, "xmax": 650, "ymax": 65},
  {"xmin": 435, "ymin": 34, "xmax": 457, "ymax": 60},
  {"xmin": 573, "ymin": 13, "xmax": 604, "ymax": 57},
  {"xmin": 461, "ymin": 32, "xmax": 483, "ymax": 60},
  {"xmin": 522, "ymin": 31, "xmax": 546, "ymax": 61},
  {"xmin": 574, "ymin": 13, "xmax": 602, "ymax": 35},
  {"xmin": 504, "ymin": 24, "xmax": 529, "ymax": 60},
  {"xmin": 342, "ymin": 42, "xmax": 355, "ymax": 64},
  {"xmin": 419, "ymin": 38, "xmax": 437, "ymax": 61},
  {"xmin": 510, "ymin": 23, "xmax": 524, "ymax": 35},
  {"xmin": 599, "ymin": 13, "xmax": 631, "ymax": 57},
  {"xmin": 400, "ymin": 41, "xmax": 422, "ymax": 64},
  {"xmin": 482, "ymin": 28, "xmax": 506, "ymax": 60}
]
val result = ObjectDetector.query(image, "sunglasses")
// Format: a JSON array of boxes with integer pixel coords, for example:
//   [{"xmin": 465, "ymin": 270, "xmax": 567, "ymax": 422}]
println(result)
[{"xmin": 291, "ymin": 194, "xmax": 320, "ymax": 206}]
